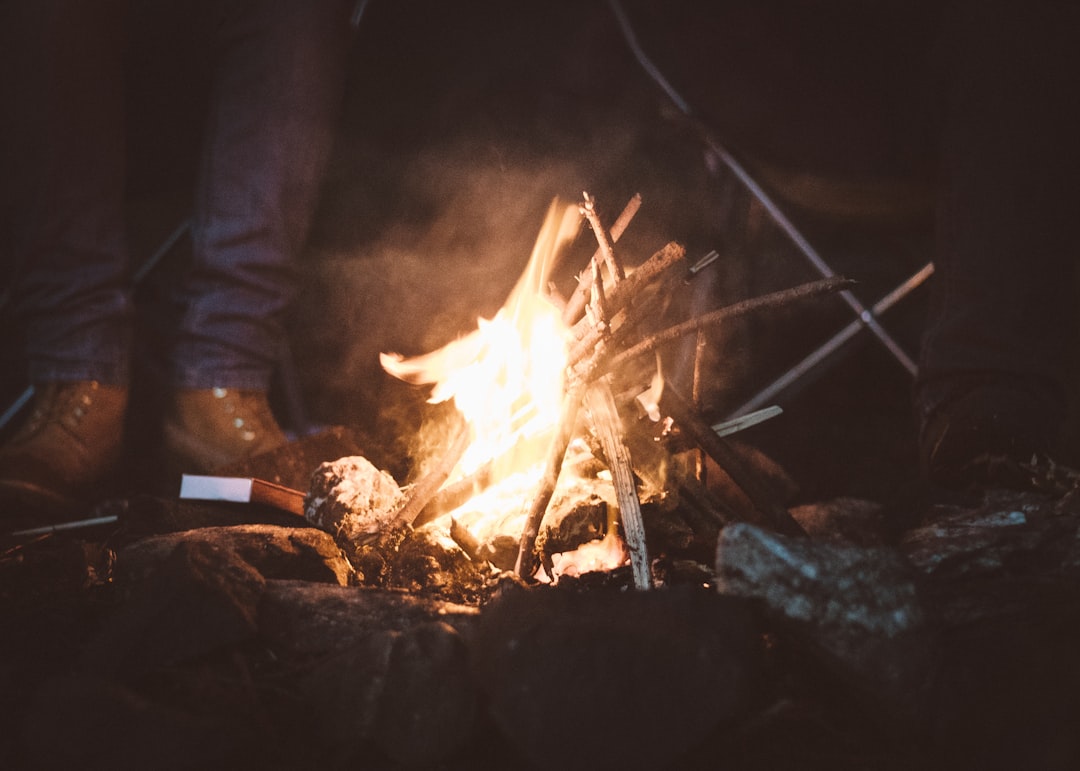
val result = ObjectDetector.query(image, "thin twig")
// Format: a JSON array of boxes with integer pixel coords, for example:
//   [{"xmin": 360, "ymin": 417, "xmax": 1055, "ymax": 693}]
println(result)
[
  {"xmin": 605, "ymin": 276, "xmax": 854, "ymax": 374},
  {"xmin": 414, "ymin": 461, "xmax": 493, "ymax": 527},
  {"xmin": 514, "ymin": 380, "xmax": 589, "ymax": 579},
  {"xmin": 585, "ymin": 377, "xmax": 651, "ymax": 589},
  {"xmin": 659, "ymin": 386, "xmax": 806, "ymax": 537},
  {"xmin": 394, "ymin": 423, "xmax": 473, "ymax": 527},
  {"xmin": 568, "ymin": 241, "xmax": 687, "ymax": 367},
  {"xmin": 563, "ymin": 193, "xmax": 642, "ymax": 324},
  {"xmin": 693, "ymin": 327, "xmax": 708, "ymax": 483},
  {"xmin": 580, "ymin": 192, "xmax": 625, "ymax": 287}
]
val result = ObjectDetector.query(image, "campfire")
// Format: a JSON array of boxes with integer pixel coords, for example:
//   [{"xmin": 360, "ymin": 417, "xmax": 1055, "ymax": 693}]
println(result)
[
  {"xmin": 303, "ymin": 193, "xmax": 848, "ymax": 594},
  {"xmin": 7, "ymin": 196, "xmax": 1080, "ymax": 770}
]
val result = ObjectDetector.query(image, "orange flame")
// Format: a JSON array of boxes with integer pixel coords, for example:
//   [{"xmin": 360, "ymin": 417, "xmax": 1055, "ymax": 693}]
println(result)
[
  {"xmin": 380, "ymin": 199, "xmax": 580, "ymax": 488},
  {"xmin": 380, "ymin": 200, "xmax": 633, "ymax": 578}
]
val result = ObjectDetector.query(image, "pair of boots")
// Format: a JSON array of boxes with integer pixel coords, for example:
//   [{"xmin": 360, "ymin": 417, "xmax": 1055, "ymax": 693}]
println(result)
[{"xmin": 0, "ymin": 381, "xmax": 287, "ymax": 512}]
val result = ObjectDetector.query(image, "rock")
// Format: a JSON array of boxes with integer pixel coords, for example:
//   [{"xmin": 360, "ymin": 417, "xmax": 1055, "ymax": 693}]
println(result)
[
  {"xmin": 789, "ymin": 496, "xmax": 890, "ymax": 547},
  {"xmin": 81, "ymin": 540, "xmax": 265, "ymax": 677},
  {"xmin": 901, "ymin": 490, "xmax": 1080, "ymax": 577},
  {"xmin": 284, "ymin": 618, "xmax": 478, "ymax": 768},
  {"xmin": 256, "ymin": 580, "xmax": 478, "ymax": 658},
  {"xmin": 291, "ymin": 630, "xmax": 400, "ymax": 768},
  {"xmin": 118, "ymin": 524, "xmax": 354, "ymax": 586},
  {"xmin": 304, "ymin": 455, "xmax": 406, "ymax": 544},
  {"xmin": 715, "ymin": 523, "xmax": 935, "ymax": 716},
  {"xmin": 21, "ymin": 674, "xmax": 266, "ymax": 771},
  {"xmin": 472, "ymin": 585, "xmax": 760, "ymax": 771},
  {"xmin": 374, "ymin": 622, "xmax": 478, "ymax": 766}
]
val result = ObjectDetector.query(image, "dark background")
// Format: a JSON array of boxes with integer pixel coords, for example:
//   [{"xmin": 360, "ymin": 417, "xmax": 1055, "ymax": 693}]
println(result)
[{"xmin": 1, "ymin": 1, "xmax": 953, "ymax": 505}]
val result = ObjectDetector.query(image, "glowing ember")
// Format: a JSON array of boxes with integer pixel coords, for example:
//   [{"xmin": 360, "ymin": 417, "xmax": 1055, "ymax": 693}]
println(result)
[{"xmin": 547, "ymin": 530, "xmax": 629, "ymax": 581}]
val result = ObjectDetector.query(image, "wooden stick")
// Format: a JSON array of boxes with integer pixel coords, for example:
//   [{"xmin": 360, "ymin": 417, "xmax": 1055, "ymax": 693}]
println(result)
[
  {"xmin": 605, "ymin": 276, "xmax": 854, "ymax": 374},
  {"xmin": 562, "ymin": 193, "xmax": 643, "ymax": 324},
  {"xmin": 568, "ymin": 241, "xmax": 687, "ymax": 367},
  {"xmin": 514, "ymin": 380, "xmax": 589, "ymax": 579},
  {"xmin": 692, "ymin": 327, "xmax": 708, "ymax": 484},
  {"xmin": 659, "ymin": 386, "xmax": 806, "ymax": 537},
  {"xmin": 394, "ymin": 423, "xmax": 472, "ymax": 527},
  {"xmin": 589, "ymin": 251, "xmax": 609, "ymax": 328},
  {"xmin": 414, "ymin": 461, "xmax": 493, "ymax": 527},
  {"xmin": 580, "ymin": 192, "xmax": 625, "ymax": 288},
  {"xmin": 585, "ymin": 378, "xmax": 651, "ymax": 589}
]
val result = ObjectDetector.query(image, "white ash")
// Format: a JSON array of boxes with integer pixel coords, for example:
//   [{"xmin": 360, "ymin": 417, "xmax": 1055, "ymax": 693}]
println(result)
[{"xmin": 305, "ymin": 456, "xmax": 408, "ymax": 544}]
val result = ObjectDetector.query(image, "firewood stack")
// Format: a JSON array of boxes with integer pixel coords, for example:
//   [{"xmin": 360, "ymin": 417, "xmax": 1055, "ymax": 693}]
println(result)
[{"xmin": 310, "ymin": 193, "xmax": 852, "ymax": 590}]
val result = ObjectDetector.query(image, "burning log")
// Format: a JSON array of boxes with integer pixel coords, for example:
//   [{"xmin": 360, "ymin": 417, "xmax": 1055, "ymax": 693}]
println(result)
[
  {"xmin": 514, "ymin": 381, "xmax": 589, "ymax": 579},
  {"xmin": 392, "ymin": 421, "xmax": 472, "ymax": 528},
  {"xmin": 583, "ymin": 377, "xmax": 651, "ymax": 589},
  {"xmin": 326, "ymin": 194, "xmax": 855, "ymax": 589}
]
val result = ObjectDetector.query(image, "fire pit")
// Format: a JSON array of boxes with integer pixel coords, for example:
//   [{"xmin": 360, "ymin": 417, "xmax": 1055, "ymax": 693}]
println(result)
[
  {"xmin": 300, "ymin": 194, "xmax": 845, "ymax": 598},
  {"xmin": 4, "ymin": 198, "xmax": 1080, "ymax": 771}
]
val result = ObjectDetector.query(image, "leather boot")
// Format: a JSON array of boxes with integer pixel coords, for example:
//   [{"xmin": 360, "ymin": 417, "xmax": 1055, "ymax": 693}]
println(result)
[
  {"xmin": 0, "ymin": 381, "xmax": 128, "ymax": 512},
  {"xmin": 163, "ymin": 387, "xmax": 287, "ymax": 474}
]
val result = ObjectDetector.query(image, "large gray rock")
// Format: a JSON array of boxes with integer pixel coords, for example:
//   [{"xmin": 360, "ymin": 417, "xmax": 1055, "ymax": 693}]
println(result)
[{"xmin": 715, "ymin": 522, "xmax": 935, "ymax": 715}]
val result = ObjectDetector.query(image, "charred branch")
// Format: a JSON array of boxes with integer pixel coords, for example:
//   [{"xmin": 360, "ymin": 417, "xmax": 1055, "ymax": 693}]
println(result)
[
  {"xmin": 514, "ymin": 381, "xmax": 589, "ymax": 580},
  {"xmin": 580, "ymin": 192, "xmax": 625, "ymax": 289},
  {"xmin": 659, "ymin": 386, "xmax": 806, "ymax": 538},
  {"xmin": 605, "ymin": 275, "xmax": 854, "ymax": 375},
  {"xmin": 584, "ymin": 377, "xmax": 651, "ymax": 589},
  {"xmin": 394, "ymin": 423, "xmax": 473, "ymax": 528},
  {"xmin": 562, "ymin": 193, "xmax": 642, "ymax": 324}
]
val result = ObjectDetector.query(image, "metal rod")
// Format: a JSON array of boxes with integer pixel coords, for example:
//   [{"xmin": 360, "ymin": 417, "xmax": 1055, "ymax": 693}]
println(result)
[
  {"xmin": 10, "ymin": 515, "xmax": 120, "ymax": 538},
  {"xmin": 726, "ymin": 262, "xmax": 935, "ymax": 419},
  {"xmin": 606, "ymin": 0, "xmax": 918, "ymax": 375}
]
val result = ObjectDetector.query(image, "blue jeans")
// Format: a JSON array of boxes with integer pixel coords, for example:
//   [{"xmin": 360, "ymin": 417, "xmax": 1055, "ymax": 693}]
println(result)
[{"xmin": 6, "ymin": 0, "xmax": 352, "ymax": 390}]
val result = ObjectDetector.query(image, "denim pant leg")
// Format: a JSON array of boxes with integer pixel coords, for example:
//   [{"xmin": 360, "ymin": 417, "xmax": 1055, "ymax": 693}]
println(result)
[
  {"xmin": 171, "ymin": 0, "xmax": 352, "ymax": 391},
  {"xmin": 915, "ymin": 1, "xmax": 1080, "ymax": 432},
  {"xmin": 6, "ymin": 0, "xmax": 133, "ymax": 386}
]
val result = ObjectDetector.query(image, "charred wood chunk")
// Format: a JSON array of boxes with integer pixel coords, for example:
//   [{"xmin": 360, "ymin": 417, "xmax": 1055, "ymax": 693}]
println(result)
[
  {"xmin": 535, "ymin": 479, "xmax": 609, "ymax": 567},
  {"xmin": 304, "ymin": 456, "xmax": 406, "ymax": 544},
  {"xmin": 899, "ymin": 489, "xmax": 1080, "ymax": 625}
]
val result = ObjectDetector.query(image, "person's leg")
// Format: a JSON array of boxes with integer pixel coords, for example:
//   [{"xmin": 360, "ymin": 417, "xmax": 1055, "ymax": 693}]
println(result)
[
  {"xmin": 0, "ymin": 0, "xmax": 131, "ymax": 511},
  {"xmin": 916, "ymin": 0, "xmax": 1080, "ymax": 487},
  {"xmin": 164, "ymin": 0, "xmax": 352, "ymax": 470},
  {"xmin": 7, "ymin": 0, "xmax": 133, "ymax": 386}
]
